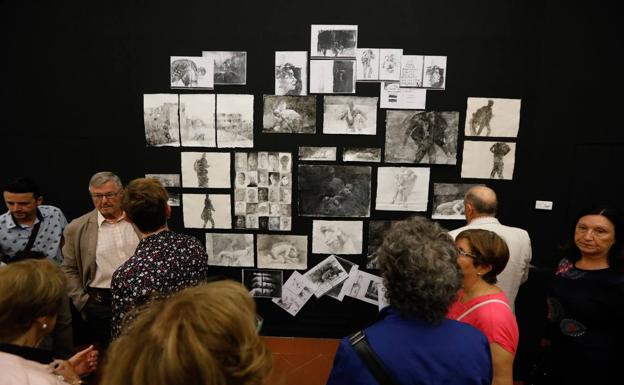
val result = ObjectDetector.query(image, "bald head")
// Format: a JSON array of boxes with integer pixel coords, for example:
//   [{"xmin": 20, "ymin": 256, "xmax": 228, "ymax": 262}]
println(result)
[{"xmin": 465, "ymin": 186, "xmax": 498, "ymax": 219}]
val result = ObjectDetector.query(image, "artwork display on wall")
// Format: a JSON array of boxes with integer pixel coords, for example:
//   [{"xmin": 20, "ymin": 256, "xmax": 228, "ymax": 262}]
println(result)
[
  {"xmin": 310, "ymin": 60, "xmax": 356, "ymax": 94},
  {"xmin": 275, "ymin": 51, "xmax": 307, "ymax": 96},
  {"xmin": 310, "ymin": 24, "xmax": 358, "ymax": 58},
  {"xmin": 145, "ymin": 174, "xmax": 180, "ymax": 187},
  {"xmin": 422, "ymin": 55, "xmax": 447, "ymax": 89},
  {"xmin": 303, "ymin": 255, "xmax": 349, "ymax": 297},
  {"xmin": 182, "ymin": 193, "xmax": 232, "ymax": 229},
  {"xmin": 343, "ymin": 148, "xmax": 381, "ymax": 163},
  {"xmin": 431, "ymin": 183, "xmax": 483, "ymax": 220},
  {"xmin": 298, "ymin": 147, "xmax": 337, "ymax": 161},
  {"xmin": 312, "ymin": 220, "xmax": 363, "ymax": 255},
  {"xmin": 379, "ymin": 49, "xmax": 403, "ymax": 81},
  {"xmin": 461, "ymin": 141, "xmax": 516, "ymax": 180},
  {"xmin": 272, "ymin": 271, "xmax": 316, "ymax": 316},
  {"xmin": 322, "ymin": 96, "xmax": 378, "ymax": 135},
  {"xmin": 170, "ymin": 56, "xmax": 214, "ymax": 89},
  {"xmin": 400, "ymin": 55, "xmax": 424, "ymax": 87},
  {"xmin": 243, "ymin": 269, "xmax": 283, "ymax": 298},
  {"xmin": 206, "ymin": 233, "xmax": 254, "ymax": 267},
  {"xmin": 181, "ymin": 152, "xmax": 230, "ymax": 188},
  {"xmin": 179, "ymin": 94, "xmax": 216, "ymax": 147},
  {"xmin": 143, "ymin": 94, "xmax": 180, "ymax": 147},
  {"xmin": 356, "ymin": 48, "xmax": 380, "ymax": 81},
  {"xmin": 257, "ymin": 234, "xmax": 308, "ymax": 270},
  {"xmin": 345, "ymin": 270, "xmax": 382, "ymax": 305},
  {"xmin": 379, "ymin": 82, "xmax": 426, "ymax": 109},
  {"xmin": 465, "ymin": 97, "xmax": 522, "ymax": 137},
  {"xmin": 216, "ymin": 94, "xmax": 254, "ymax": 148},
  {"xmin": 375, "ymin": 167, "xmax": 430, "ymax": 212},
  {"xmin": 203, "ymin": 51, "xmax": 247, "ymax": 85},
  {"xmin": 324, "ymin": 256, "xmax": 359, "ymax": 301},
  {"xmin": 262, "ymin": 95, "xmax": 316, "ymax": 134}
]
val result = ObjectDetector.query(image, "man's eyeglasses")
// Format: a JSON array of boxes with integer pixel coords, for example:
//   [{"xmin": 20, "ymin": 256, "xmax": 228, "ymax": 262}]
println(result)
[
  {"xmin": 457, "ymin": 249, "xmax": 478, "ymax": 259},
  {"xmin": 90, "ymin": 190, "xmax": 121, "ymax": 200}
]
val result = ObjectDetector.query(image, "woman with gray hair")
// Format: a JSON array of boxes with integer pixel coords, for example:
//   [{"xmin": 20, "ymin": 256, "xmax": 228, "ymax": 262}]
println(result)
[{"xmin": 326, "ymin": 217, "xmax": 492, "ymax": 385}]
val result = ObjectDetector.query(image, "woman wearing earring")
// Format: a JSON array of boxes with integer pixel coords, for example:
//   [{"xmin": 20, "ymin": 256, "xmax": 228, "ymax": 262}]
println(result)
[{"xmin": 448, "ymin": 229, "xmax": 519, "ymax": 385}]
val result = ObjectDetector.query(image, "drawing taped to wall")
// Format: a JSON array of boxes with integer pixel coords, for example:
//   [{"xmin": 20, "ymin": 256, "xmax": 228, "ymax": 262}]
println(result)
[
  {"xmin": 262, "ymin": 95, "xmax": 316, "ymax": 134},
  {"xmin": 376, "ymin": 167, "xmax": 430, "ymax": 212},
  {"xmin": 379, "ymin": 49, "xmax": 403, "ymax": 81},
  {"xmin": 465, "ymin": 98, "xmax": 522, "ymax": 137},
  {"xmin": 399, "ymin": 55, "xmax": 424, "ymax": 87},
  {"xmin": 310, "ymin": 60, "xmax": 356, "ymax": 94},
  {"xmin": 275, "ymin": 51, "xmax": 307, "ymax": 96},
  {"xmin": 143, "ymin": 94, "xmax": 180, "ymax": 147},
  {"xmin": 461, "ymin": 141, "xmax": 516, "ymax": 180},
  {"xmin": 303, "ymin": 255, "xmax": 349, "ymax": 298},
  {"xmin": 324, "ymin": 256, "xmax": 359, "ymax": 301},
  {"xmin": 257, "ymin": 234, "xmax": 307, "ymax": 270},
  {"xmin": 144, "ymin": 174, "xmax": 180, "ymax": 187},
  {"xmin": 180, "ymin": 152, "xmax": 230, "ymax": 188},
  {"xmin": 298, "ymin": 147, "xmax": 337, "ymax": 161},
  {"xmin": 310, "ymin": 24, "xmax": 358, "ymax": 58},
  {"xmin": 422, "ymin": 55, "xmax": 447, "ymax": 89},
  {"xmin": 272, "ymin": 271, "xmax": 317, "ymax": 316},
  {"xmin": 170, "ymin": 56, "xmax": 213, "ymax": 89},
  {"xmin": 379, "ymin": 82, "xmax": 427, "ymax": 109},
  {"xmin": 343, "ymin": 148, "xmax": 381, "ymax": 163},
  {"xmin": 431, "ymin": 183, "xmax": 484, "ymax": 220},
  {"xmin": 203, "ymin": 51, "xmax": 246, "ymax": 85},
  {"xmin": 312, "ymin": 220, "xmax": 363, "ymax": 255},
  {"xmin": 216, "ymin": 94, "xmax": 254, "ymax": 148},
  {"xmin": 179, "ymin": 94, "xmax": 216, "ymax": 147},
  {"xmin": 346, "ymin": 270, "xmax": 382, "ymax": 306},
  {"xmin": 323, "ymin": 96, "xmax": 378, "ymax": 135},
  {"xmin": 356, "ymin": 48, "xmax": 380, "ymax": 81},
  {"xmin": 182, "ymin": 193, "xmax": 231, "ymax": 229},
  {"xmin": 206, "ymin": 233, "xmax": 254, "ymax": 267},
  {"xmin": 243, "ymin": 269, "xmax": 283, "ymax": 298}
]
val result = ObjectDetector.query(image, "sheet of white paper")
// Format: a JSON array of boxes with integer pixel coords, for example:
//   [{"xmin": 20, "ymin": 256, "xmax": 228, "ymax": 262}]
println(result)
[
  {"xmin": 464, "ymin": 97, "xmax": 521, "ymax": 138},
  {"xmin": 375, "ymin": 167, "xmax": 430, "ymax": 211},
  {"xmin": 380, "ymin": 82, "xmax": 426, "ymax": 109},
  {"xmin": 272, "ymin": 271, "xmax": 317, "ymax": 316},
  {"xmin": 303, "ymin": 255, "xmax": 348, "ymax": 298},
  {"xmin": 461, "ymin": 141, "xmax": 516, "ymax": 180}
]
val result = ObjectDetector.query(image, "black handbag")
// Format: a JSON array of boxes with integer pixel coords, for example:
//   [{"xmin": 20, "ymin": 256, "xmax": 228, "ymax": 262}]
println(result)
[{"xmin": 349, "ymin": 330, "xmax": 402, "ymax": 385}]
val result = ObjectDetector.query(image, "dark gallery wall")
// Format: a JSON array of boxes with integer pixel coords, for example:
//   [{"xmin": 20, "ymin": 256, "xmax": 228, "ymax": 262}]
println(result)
[{"xmin": 1, "ymin": 1, "xmax": 622, "ymax": 337}]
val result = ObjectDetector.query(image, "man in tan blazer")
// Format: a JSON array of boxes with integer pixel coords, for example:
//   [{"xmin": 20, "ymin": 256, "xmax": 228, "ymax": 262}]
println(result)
[{"xmin": 62, "ymin": 172, "xmax": 140, "ymax": 349}]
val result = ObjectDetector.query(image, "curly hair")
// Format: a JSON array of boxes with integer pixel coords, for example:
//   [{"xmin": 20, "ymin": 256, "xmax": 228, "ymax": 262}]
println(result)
[{"xmin": 377, "ymin": 217, "xmax": 462, "ymax": 324}]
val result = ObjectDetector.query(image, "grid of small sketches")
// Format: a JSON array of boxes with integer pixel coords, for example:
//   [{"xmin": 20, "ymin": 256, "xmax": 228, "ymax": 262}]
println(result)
[
  {"xmin": 272, "ymin": 271, "xmax": 317, "ymax": 316},
  {"xmin": 431, "ymin": 183, "xmax": 483, "ymax": 220},
  {"xmin": 243, "ymin": 269, "xmax": 283, "ymax": 298},
  {"xmin": 310, "ymin": 25, "xmax": 358, "ymax": 58},
  {"xmin": 366, "ymin": 220, "xmax": 397, "ymax": 269},
  {"xmin": 275, "ymin": 51, "xmax": 308, "ymax": 96},
  {"xmin": 179, "ymin": 94, "xmax": 216, "ymax": 147},
  {"xmin": 303, "ymin": 255, "xmax": 348, "ymax": 298},
  {"xmin": 376, "ymin": 167, "xmax": 430, "ymax": 212},
  {"xmin": 310, "ymin": 60, "xmax": 356, "ymax": 94},
  {"xmin": 203, "ymin": 51, "xmax": 247, "ymax": 85},
  {"xmin": 380, "ymin": 82, "xmax": 426, "ymax": 110},
  {"xmin": 400, "ymin": 55, "xmax": 425, "ymax": 87},
  {"xmin": 216, "ymin": 94, "xmax": 254, "ymax": 148},
  {"xmin": 257, "ymin": 234, "xmax": 307, "ymax": 270},
  {"xmin": 170, "ymin": 56, "xmax": 214, "ymax": 89},
  {"xmin": 465, "ymin": 98, "xmax": 522, "ymax": 138},
  {"xmin": 385, "ymin": 110, "xmax": 459, "ymax": 165},
  {"xmin": 377, "ymin": 283, "xmax": 389, "ymax": 311},
  {"xmin": 323, "ymin": 96, "xmax": 378, "ymax": 135},
  {"xmin": 182, "ymin": 194, "xmax": 232, "ymax": 229},
  {"xmin": 422, "ymin": 56, "xmax": 447, "ymax": 89},
  {"xmin": 356, "ymin": 48, "xmax": 380, "ymax": 81},
  {"xmin": 379, "ymin": 49, "xmax": 403, "ymax": 81},
  {"xmin": 461, "ymin": 141, "xmax": 516, "ymax": 180},
  {"xmin": 167, "ymin": 193, "xmax": 180, "ymax": 207},
  {"xmin": 346, "ymin": 270, "xmax": 382, "ymax": 306},
  {"xmin": 262, "ymin": 95, "xmax": 316, "ymax": 134},
  {"xmin": 234, "ymin": 151, "xmax": 292, "ymax": 231},
  {"xmin": 325, "ymin": 256, "xmax": 359, "ymax": 301},
  {"xmin": 144, "ymin": 174, "xmax": 180, "ymax": 187},
  {"xmin": 298, "ymin": 165, "xmax": 371, "ymax": 217},
  {"xmin": 298, "ymin": 147, "xmax": 336, "ymax": 161},
  {"xmin": 312, "ymin": 220, "xmax": 363, "ymax": 255},
  {"xmin": 143, "ymin": 94, "xmax": 180, "ymax": 147},
  {"xmin": 206, "ymin": 233, "xmax": 254, "ymax": 267},
  {"xmin": 343, "ymin": 148, "xmax": 381, "ymax": 163},
  {"xmin": 181, "ymin": 152, "xmax": 230, "ymax": 188}
]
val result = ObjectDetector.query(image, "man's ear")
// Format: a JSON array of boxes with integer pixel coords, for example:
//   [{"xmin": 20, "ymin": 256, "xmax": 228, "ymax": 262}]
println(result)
[
  {"xmin": 35, "ymin": 195, "xmax": 43, "ymax": 205},
  {"xmin": 165, "ymin": 204, "xmax": 172, "ymax": 219}
]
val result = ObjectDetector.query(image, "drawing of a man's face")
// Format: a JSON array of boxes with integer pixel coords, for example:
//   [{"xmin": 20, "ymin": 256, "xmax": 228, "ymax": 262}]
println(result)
[{"xmin": 237, "ymin": 173, "xmax": 246, "ymax": 185}]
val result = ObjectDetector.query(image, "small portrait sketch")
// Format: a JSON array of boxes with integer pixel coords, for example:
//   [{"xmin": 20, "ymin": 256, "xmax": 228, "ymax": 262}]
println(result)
[
  {"xmin": 242, "ymin": 269, "xmax": 283, "ymax": 298},
  {"xmin": 181, "ymin": 152, "xmax": 230, "ymax": 188},
  {"xmin": 257, "ymin": 235, "xmax": 307, "ymax": 270},
  {"xmin": 310, "ymin": 60, "xmax": 356, "ymax": 94},
  {"xmin": 203, "ymin": 51, "xmax": 246, "ymax": 85},
  {"xmin": 144, "ymin": 174, "xmax": 180, "ymax": 187},
  {"xmin": 465, "ymin": 97, "xmax": 522, "ymax": 137},
  {"xmin": 399, "ymin": 55, "xmax": 424, "ymax": 88},
  {"xmin": 343, "ymin": 148, "xmax": 381, "ymax": 163},
  {"xmin": 170, "ymin": 56, "xmax": 213, "ymax": 89},
  {"xmin": 366, "ymin": 221, "xmax": 397, "ymax": 269},
  {"xmin": 262, "ymin": 95, "xmax": 316, "ymax": 134},
  {"xmin": 312, "ymin": 220, "xmax": 363, "ymax": 255},
  {"xmin": 143, "ymin": 94, "xmax": 180, "ymax": 147},
  {"xmin": 298, "ymin": 147, "xmax": 337, "ymax": 161},
  {"xmin": 216, "ymin": 94, "xmax": 254, "ymax": 148},
  {"xmin": 376, "ymin": 167, "xmax": 430, "ymax": 212},
  {"xmin": 303, "ymin": 255, "xmax": 349, "ymax": 298},
  {"xmin": 179, "ymin": 94, "xmax": 216, "ymax": 147},
  {"xmin": 298, "ymin": 165, "xmax": 371, "ymax": 218},
  {"xmin": 356, "ymin": 48, "xmax": 380, "ymax": 81},
  {"xmin": 323, "ymin": 96, "xmax": 378, "ymax": 135},
  {"xmin": 310, "ymin": 25, "xmax": 358, "ymax": 58},
  {"xmin": 379, "ymin": 49, "xmax": 403, "ymax": 81},
  {"xmin": 431, "ymin": 183, "xmax": 483, "ymax": 220},
  {"xmin": 206, "ymin": 233, "xmax": 254, "ymax": 267},
  {"xmin": 182, "ymin": 194, "xmax": 231, "ymax": 229},
  {"xmin": 461, "ymin": 141, "xmax": 516, "ymax": 180},
  {"xmin": 275, "ymin": 51, "xmax": 307, "ymax": 96},
  {"xmin": 422, "ymin": 55, "xmax": 447, "ymax": 89}
]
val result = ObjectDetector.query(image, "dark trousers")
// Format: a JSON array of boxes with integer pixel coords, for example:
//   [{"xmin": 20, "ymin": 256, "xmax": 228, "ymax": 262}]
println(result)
[{"xmin": 83, "ymin": 289, "xmax": 113, "ymax": 351}]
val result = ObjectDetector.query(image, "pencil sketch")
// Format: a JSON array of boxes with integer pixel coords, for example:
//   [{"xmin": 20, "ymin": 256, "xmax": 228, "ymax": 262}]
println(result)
[
  {"xmin": 422, "ymin": 55, "xmax": 447, "ymax": 89},
  {"xmin": 298, "ymin": 147, "xmax": 337, "ymax": 161},
  {"xmin": 167, "ymin": 193, "xmax": 180, "ymax": 207},
  {"xmin": 312, "ymin": 220, "xmax": 363, "ymax": 255},
  {"xmin": 179, "ymin": 94, "xmax": 216, "ymax": 147},
  {"xmin": 377, "ymin": 282, "xmax": 389, "ymax": 310},
  {"xmin": 203, "ymin": 51, "xmax": 246, "ymax": 85},
  {"xmin": 257, "ymin": 234, "xmax": 307, "ymax": 270},
  {"xmin": 310, "ymin": 60, "xmax": 356, "ymax": 94},
  {"xmin": 324, "ymin": 256, "xmax": 359, "ymax": 301},
  {"xmin": 461, "ymin": 141, "xmax": 516, "ymax": 180},
  {"xmin": 376, "ymin": 167, "xmax": 430, "ymax": 212},
  {"xmin": 216, "ymin": 94, "xmax": 254, "ymax": 148},
  {"xmin": 206, "ymin": 233, "xmax": 254, "ymax": 267},
  {"xmin": 356, "ymin": 48, "xmax": 380, "ymax": 81},
  {"xmin": 170, "ymin": 56, "xmax": 213, "ymax": 89},
  {"xmin": 275, "ymin": 51, "xmax": 307, "ymax": 96},
  {"xmin": 379, "ymin": 49, "xmax": 403, "ymax": 81},
  {"xmin": 343, "ymin": 148, "xmax": 381, "ymax": 163},
  {"xmin": 303, "ymin": 255, "xmax": 349, "ymax": 298},
  {"xmin": 379, "ymin": 82, "xmax": 427, "ymax": 110},
  {"xmin": 310, "ymin": 24, "xmax": 358, "ymax": 58},
  {"xmin": 366, "ymin": 220, "xmax": 397, "ymax": 269},
  {"xmin": 298, "ymin": 165, "xmax": 371, "ymax": 217},
  {"xmin": 262, "ymin": 95, "xmax": 316, "ymax": 134},
  {"xmin": 323, "ymin": 96, "xmax": 378, "ymax": 135},
  {"xmin": 431, "ymin": 183, "xmax": 483, "ymax": 220},
  {"xmin": 346, "ymin": 270, "xmax": 382, "ymax": 306},
  {"xmin": 143, "ymin": 94, "xmax": 180, "ymax": 147},
  {"xmin": 145, "ymin": 174, "xmax": 180, "ymax": 187},
  {"xmin": 272, "ymin": 271, "xmax": 317, "ymax": 316},
  {"xmin": 180, "ymin": 152, "xmax": 230, "ymax": 188},
  {"xmin": 243, "ymin": 269, "xmax": 283, "ymax": 298},
  {"xmin": 400, "ymin": 55, "xmax": 424, "ymax": 87},
  {"xmin": 465, "ymin": 97, "xmax": 522, "ymax": 137},
  {"xmin": 182, "ymin": 193, "xmax": 231, "ymax": 229},
  {"xmin": 384, "ymin": 110, "xmax": 459, "ymax": 165}
]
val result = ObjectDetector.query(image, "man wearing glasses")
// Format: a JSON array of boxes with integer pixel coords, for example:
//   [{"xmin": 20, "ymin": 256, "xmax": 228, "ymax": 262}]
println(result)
[{"xmin": 61, "ymin": 171, "xmax": 140, "ymax": 349}]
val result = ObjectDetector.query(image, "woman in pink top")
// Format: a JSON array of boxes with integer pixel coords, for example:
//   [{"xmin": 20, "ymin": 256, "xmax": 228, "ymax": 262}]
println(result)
[{"xmin": 448, "ymin": 229, "xmax": 519, "ymax": 385}]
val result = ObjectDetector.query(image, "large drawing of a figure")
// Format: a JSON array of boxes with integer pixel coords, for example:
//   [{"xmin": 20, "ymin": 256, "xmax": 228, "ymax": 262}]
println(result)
[
  {"xmin": 201, "ymin": 194, "xmax": 215, "ymax": 228},
  {"xmin": 360, "ymin": 49, "xmax": 375, "ymax": 79},
  {"xmin": 267, "ymin": 241, "xmax": 299, "ymax": 264},
  {"xmin": 194, "ymin": 153, "xmax": 209, "ymax": 187},
  {"xmin": 403, "ymin": 112, "xmax": 448, "ymax": 163},
  {"xmin": 490, "ymin": 142, "xmax": 511, "ymax": 178},
  {"xmin": 337, "ymin": 100, "xmax": 366, "ymax": 132},
  {"xmin": 392, "ymin": 168, "xmax": 418, "ymax": 204},
  {"xmin": 470, "ymin": 100, "xmax": 494, "ymax": 136}
]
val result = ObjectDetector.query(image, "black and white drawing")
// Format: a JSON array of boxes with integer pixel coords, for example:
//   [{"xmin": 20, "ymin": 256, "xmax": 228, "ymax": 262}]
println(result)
[
  {"xmin": 144, "ymin": 174, "xmax": 180, "ymax": 187},
  {"xmin": 170, "ymin": 56, "xmax": 214, "ymax": 89},
  {"xmin": 179, "ymin": 94, "xmax": 216, "ymax": 147},
  {"xmin": 465, "ymin": 98, "xmax": 522, "ymax": 137},
  {"xmin": 298, "ymin": 165, "xmax": 371, "ymax": 217},
  {"xmin": 310, "ymin": 60, "xmax": 356, "ymax": 94},
  {"xmin": 346, "ymin": 270, "xmax": 382, "ymax": 306},
  {"xmin": 272, "ymin": 271, "xmax": 317, "ymax": 316},
  {"xmin": 366, "ymin": 220, "xmax": 397, "ymax": 269},
  {"xmin": 377, "ymin": 282, "xmax": 389, "ymax": 310},
  {"xmin": 343, "ymin": 148, "xmax": 381, "ymax": 163},
  {"xmin": 182, "ymin": 193, "xmax": 231, "ymax": 229},
  {"xmin": 324, "ymin": 256, "xmax": 359, "ymax": 301},
  {"xmin": 203, "ymin": 51, "xmax": 246, "ymax": 85},
  {"xmin": 380, "ymin": 82, "xmax": 426, "ymax": 109},
  {"xmin": 298, "ymin": 147, "xmax": 336, "ymax": 161},
  {"xmin": 312, "ymin": 220, "xmax": 363, "ymax": 255},
  {"xmin": 275, "ymin": 51, "xmax": 307, "ymax": 96},
  {"xmin": 384, "ymin": 110, "xmax": 459, "ymax": 165},
  {"xmin": 422, "ymin": 55, "xmax": 447, "ymax": 89},
  {"xmin": 431, "ymin": 183, "xmax": 483, "ymax": 220},
  {"xmin": 399, "ymin": 55, "xmax": 424, "ymax": 87},
  {"xmin": 242, "ymin": 269, "xmax": 283, "ymax": 298},
  {"xmin": 167, "ymin": 193, "xmax": 180, "ymax": 207},
  {"xmin": 379, "ymin": 49, "xmax": 403, "ymax": 81},
  {"xmin": 181, "ymin": 152, "xmax": 230, "ymax": 188},
  {"xmin": 323, "ymin": 96, "xmax": 378, "ymax": 135},
  {"xmin": 143, "ymin": 94, "xmax": 180, "ymax": 147},
  {"xmin": 206, "ymin": 233, "xmax": 254, "ymax": 267},
  {"xmin": 303, "ymin": 255, "xmax": 349, "ymax": 298},
  {"xmin": 376, "ymin": 167, "xmax": 430, "ymax": 212},
  {"xmin": 262, "ymin": 95, "xmax": 316, "ymax": 134},
  {"xmin": 356, "ymin": 48, "xmax": 380, "ymax": 81},
  {"xmin": 310, "ymin": 24, "xmax": 358, "ymax": 58},
  {"xmin": 257, "ymin": 234, "xmax": 307, "ymax": 270},
  {"xmin": 216, "ymin": 94, "xmax": 254, "ymax": 148},
  {"xmin": 461, "ymin": 141, "xmax": 516, "ymax": 180}
]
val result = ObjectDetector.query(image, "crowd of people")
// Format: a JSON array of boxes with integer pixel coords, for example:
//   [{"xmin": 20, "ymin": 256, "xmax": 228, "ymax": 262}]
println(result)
[{"xmin": 0, "ymin": 174, "xmax": 622, "ymax": 385}]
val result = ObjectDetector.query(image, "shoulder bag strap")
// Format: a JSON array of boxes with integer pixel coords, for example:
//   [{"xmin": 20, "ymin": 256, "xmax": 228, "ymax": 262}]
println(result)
[
  {"xmin": 456, "ymin": 299, "xmax": 510, "ymax": 321},
  {"xmin": 23, "ymin": 220, "xmax": 42, "ymax": 252},
  {"xmin": 349, "ymin": 330, "xmax": 402, "ymax": 385}
]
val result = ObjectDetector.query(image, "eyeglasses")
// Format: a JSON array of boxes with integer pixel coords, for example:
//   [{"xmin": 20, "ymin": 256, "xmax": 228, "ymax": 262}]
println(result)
[
  {"xmin": 90, "ymin": 190, "xmax": 121, "ymax": 200},
  {"xmin": 457, "ymin": 248, "xmax": 478, "ymax": 259}
]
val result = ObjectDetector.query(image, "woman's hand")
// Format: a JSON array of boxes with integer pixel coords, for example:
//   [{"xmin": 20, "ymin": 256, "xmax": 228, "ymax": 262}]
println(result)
[
  {"xmin": 49, "ymin": 359, "xmax": 82, "ymax": 385},
  {"xmin": 68, "ymin": 345, "xmax": 99, "ymax": 377}
]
